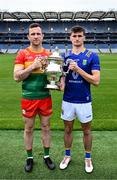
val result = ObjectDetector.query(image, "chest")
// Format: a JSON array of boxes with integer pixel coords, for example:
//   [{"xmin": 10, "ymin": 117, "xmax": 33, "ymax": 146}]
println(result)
[{"xmin": 66, "ymin": 54, "xmax": 92, "ymax": 71}]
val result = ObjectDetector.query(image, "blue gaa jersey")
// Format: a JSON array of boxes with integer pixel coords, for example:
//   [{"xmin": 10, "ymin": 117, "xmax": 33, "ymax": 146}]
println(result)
[{"xmin": 62, "ymin": 48, "xmax": 100, "ymax": 103}]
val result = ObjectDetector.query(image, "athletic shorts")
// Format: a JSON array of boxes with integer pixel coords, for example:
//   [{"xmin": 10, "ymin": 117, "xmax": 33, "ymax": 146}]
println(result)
[
  {"xmin": 21, "ymin": 97, "xmax": 52, "ymax": 118},
  {"xmin": 61, "ymin": 101, "xmax": 93, "ymax": 123}
]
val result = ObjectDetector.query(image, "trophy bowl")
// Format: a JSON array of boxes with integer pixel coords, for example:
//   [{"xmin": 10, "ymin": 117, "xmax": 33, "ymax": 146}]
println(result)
[{"xmin": 45, "ymin": 52, "xmax": 63, "ymax": 90}]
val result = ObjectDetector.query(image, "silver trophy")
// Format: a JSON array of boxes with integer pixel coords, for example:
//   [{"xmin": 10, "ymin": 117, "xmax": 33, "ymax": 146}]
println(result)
[{"xmin": 45, "ymin": 51, "xmax": 63, "ymax": 90}]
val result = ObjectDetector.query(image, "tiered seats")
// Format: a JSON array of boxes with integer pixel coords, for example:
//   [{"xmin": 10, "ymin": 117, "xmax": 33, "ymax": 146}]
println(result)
[{"xmin": 0, "ymin": 20, "xmax": 117, "ymax": 53}]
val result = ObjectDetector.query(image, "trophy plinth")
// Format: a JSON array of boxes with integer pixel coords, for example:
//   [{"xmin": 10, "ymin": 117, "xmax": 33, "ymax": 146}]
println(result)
[
  {"xmin": 46, "ymin": 82, "xmax": 59, "ymax": 90},
  {"xmin": 45, "ymin": 52, "xmax": 63, "ymax": 90}
]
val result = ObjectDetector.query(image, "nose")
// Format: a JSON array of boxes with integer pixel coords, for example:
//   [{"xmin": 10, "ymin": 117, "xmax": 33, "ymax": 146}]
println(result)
[
  {"xmin": 34, "ymin": 34, "xmax": 38, "ymax": 38},
  {"xmin": 76, "ymin": 36, "xmax": 79, "ymax": 40}
]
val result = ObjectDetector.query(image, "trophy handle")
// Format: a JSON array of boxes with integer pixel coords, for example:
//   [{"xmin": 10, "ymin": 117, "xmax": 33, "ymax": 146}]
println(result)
[{"xmin": 62, "ymin": 59, "xmax": 76, "ymax": 76}]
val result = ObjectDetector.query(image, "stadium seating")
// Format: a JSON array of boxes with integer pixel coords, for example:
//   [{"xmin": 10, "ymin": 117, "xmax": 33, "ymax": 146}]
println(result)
[{"xmin": 0, "ymin": 11, "xmax": 117, "ymax": 54}]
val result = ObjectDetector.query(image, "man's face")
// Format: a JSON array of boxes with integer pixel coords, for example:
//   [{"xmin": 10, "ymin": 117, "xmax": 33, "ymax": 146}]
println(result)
[
  {"xmin": 70, "ymin": 32, "xmax": 85, "ymax": 47},
  {"xmin": 27, "ymin": 26, "xmax": 44, "ymax": 46}
]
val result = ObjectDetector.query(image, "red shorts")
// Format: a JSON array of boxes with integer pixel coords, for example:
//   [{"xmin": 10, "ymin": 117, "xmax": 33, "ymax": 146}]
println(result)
[{"xmin": 21, "ymin": 97, "xmax": 52, "ymax": 118}]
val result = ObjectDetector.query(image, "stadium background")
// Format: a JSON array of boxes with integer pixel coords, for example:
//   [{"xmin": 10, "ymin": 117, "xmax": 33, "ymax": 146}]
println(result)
[{"xmin": 0, "ymin": 11, "xmax": 117, "ymax": 53}]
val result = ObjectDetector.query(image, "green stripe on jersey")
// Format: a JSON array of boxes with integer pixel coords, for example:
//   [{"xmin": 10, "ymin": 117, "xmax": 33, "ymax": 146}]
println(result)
[{"xmin": 22, "ymin": 73, "xmax": 50, "ymax": 99}]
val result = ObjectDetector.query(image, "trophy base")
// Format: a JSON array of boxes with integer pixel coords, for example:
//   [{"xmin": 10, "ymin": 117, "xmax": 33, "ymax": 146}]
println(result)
[{"xmin": 46, "ymin": 84, "xmax": 59, "ymax": 90}]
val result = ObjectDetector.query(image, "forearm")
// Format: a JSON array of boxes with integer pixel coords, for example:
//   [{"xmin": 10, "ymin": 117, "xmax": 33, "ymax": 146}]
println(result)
[
  {"xmin": 76, "ymin": 67, "xmax": 100, "ymax": 86},
  {"xmin": 14, "ymin": 56, "xmax": 44, "ymax": 82},
  {"xmin": 59, "ymin": 75, "xmax": 66, "ymax": 91},
  {"xmin": 14, "ymin": 65, "xmax": 35, "ymax": 82}
]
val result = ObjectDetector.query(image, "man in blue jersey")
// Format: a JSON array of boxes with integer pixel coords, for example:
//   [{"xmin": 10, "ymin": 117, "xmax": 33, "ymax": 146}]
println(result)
[{"xmin": 59, "ymin": 26, "xmax": 100, "ymax": 173}]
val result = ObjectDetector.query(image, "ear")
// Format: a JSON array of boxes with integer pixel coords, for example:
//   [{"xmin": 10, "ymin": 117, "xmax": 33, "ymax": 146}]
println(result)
[
  {"xmin": 83, "ymin": 36, "xmax": 85, "ymax": 41},
  {"xmin": 27, "ymin": 34, "xmax": 30, "ymax": 41},
  {"xmin": 69, "ymin": 35, "xmax": 72, "ymax": 41}
]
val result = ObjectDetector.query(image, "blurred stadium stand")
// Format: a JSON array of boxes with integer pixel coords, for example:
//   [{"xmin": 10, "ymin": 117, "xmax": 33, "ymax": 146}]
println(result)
[{"xmin": 0, "ymin": 11, "xmax": 117, "ymax": 53}]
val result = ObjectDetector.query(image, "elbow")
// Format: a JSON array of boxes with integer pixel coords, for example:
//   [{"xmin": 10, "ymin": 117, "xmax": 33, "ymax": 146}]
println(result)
[
  {"xmin": 92, "ymin": 75, "xmax": 100, "ymax": 86},
  {"xmin": 15, "ymin": 79, "xmax": 21, "ymax": 83},
  {"xmin": 93, "ymin": 80, "xmax": 100, "ymax": 86},
  {"xmin": 14, "ymin": 76, "xmax": 20, "ymax": 83},
  {"xmin": 14, "ymin": 79, "xmax": 20, "ymax": 83}
]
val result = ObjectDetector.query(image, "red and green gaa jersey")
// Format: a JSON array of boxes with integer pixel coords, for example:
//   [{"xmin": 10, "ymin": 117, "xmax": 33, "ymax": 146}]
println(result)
[{"xmin": 15, "ymin": 47, "xmax": 51, "ymax": 99}]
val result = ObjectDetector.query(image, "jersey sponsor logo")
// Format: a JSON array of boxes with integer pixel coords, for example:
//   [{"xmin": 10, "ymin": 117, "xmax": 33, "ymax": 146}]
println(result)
[
  {"xmin": 27, "ymin": 56, "xmax": 34, "ymax": 60},
  {"xmin": 69, "ymin": 80, "xmax": 83, "ymax": 83},
  {"xmin": 72, "ymin": 71, "xmax": 79, "ymax": 79}
]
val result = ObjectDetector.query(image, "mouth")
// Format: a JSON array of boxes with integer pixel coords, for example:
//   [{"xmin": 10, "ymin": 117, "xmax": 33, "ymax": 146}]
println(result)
[
  {"xmin": 75, "ymin": 42, "xmax": 80, "ymax": 44},
  {"xmin": 34, "ymin": 40, "xmax": 39, "ymax": 43}
]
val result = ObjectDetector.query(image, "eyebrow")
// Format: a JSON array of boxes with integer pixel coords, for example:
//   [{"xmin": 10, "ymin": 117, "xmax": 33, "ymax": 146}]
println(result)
[
  {"xmin": 30, "ymin": 33, "xmax": 41, "ymax": 35},
  {"xmin": 72, "ymin": 34, "xmax": 84, "ymax": 37}
]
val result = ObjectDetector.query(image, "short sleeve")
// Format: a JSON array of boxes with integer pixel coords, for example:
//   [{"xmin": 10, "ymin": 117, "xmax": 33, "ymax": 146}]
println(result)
[
  {"xmin": 91, "ymin": 53, "xmax": 100, "ymax": 71},
  {"xmin": 15, "ymin": 50, "xmax": 25, "ymax": 65}
]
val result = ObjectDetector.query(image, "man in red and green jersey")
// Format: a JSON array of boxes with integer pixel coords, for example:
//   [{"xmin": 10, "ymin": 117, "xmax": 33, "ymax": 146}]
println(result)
[{"xmin": 14, "ymin": 23, "xmax": 55, "ymax": 172}]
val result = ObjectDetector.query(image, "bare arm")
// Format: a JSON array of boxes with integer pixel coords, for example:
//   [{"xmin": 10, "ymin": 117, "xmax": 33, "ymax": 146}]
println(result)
[
  {"xmin": 69, "ymin": 61, "xmax": 100, "ymax": 86},
  {"xmin": 58, "ymin": 75, "xmax": 66, "ymax": 91},
  {"xmin": 14, "ymin": 57, "xmax": 43, "ymax": 82}
]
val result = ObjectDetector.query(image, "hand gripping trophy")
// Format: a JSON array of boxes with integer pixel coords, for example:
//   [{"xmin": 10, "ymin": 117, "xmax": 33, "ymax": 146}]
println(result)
[{"xmin": 45, "ymin": 50, "xmax": 63, "ymax": 90}]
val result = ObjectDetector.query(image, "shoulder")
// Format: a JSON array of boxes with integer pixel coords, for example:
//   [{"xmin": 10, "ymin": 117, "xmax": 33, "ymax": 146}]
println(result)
[
  {"xmin": 43, "ymin": 48, "xmax": 51, "ymax": 56},
  {"xmin": 17, "ymin": 47, "xmax": 29, "ymax": 56},
  {"xmin": 15, "ymin": 48, "xmax": 29, "ymax": 64},
  {"xmin": 85, "ymin": 49, "xmax": 99, "ymax": 59}
]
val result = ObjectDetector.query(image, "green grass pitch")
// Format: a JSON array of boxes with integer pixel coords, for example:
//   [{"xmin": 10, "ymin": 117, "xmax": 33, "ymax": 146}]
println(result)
[{"xmin": 0, "ymin": 130, "xmax": 117, "ymax": 179}]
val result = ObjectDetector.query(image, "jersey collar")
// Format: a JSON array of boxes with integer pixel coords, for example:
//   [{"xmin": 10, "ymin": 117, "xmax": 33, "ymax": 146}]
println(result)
[{"xmin": 72, "ymin": 48, "xmax": 86, "ymax": 55}]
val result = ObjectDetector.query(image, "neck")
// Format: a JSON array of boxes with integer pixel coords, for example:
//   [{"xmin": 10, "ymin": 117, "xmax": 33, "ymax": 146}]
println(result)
[
  {"xmin": 72, "ymin": 45, "xmax": 84, "ymax": 54},
  {"xmin": 30, "ymin": 44, "xmax": 42, "ymax": 52}
]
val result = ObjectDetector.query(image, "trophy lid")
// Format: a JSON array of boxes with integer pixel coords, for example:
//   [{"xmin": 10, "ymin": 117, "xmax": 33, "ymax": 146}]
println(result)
[
  {"xmin": 49, "ymin": 51, "xmax": 60, "ymax": 57},
  {"xmin": 48, "ymin": 51, "xmax": 63, "ymax": 61}
]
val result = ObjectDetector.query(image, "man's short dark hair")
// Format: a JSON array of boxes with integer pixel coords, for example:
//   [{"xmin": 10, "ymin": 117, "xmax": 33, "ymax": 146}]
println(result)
[
  {"xmin": 29, "ymin": 23, "xmax": 41, "ymax": 29},
  {"xmin": 28, "ymin": 23, "xmax": 42, "ymax": 33},
  {"xmin": 70, "ymin": 26, "xmax": 85, "ymax": 35}
]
